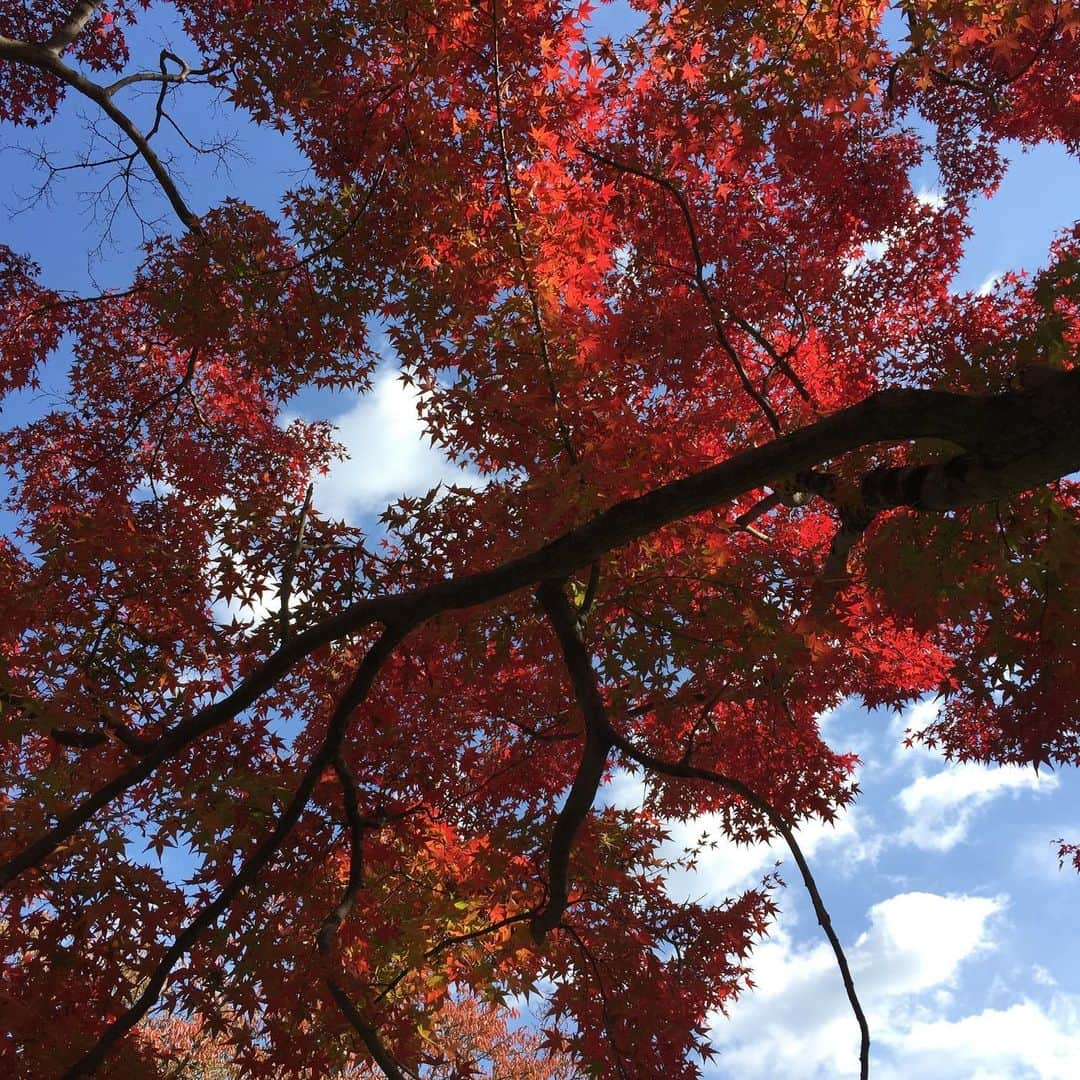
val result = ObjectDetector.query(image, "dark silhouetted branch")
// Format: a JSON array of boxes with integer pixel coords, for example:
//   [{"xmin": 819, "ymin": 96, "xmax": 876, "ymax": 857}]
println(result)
[
  {"xmin": 610, "ymin": 736, "xmax": 871, "ymax": 1080},
  {"xmin": 61, "ymin": 626, "xmax": 405, "ymax": 1078},
  {"xmin": 5, "ymin": 372, "xmax": 1078, "ymax": 892},
  {"xmin": 531, "ymin": 582, "xmax": 613, "ymax": 941}
]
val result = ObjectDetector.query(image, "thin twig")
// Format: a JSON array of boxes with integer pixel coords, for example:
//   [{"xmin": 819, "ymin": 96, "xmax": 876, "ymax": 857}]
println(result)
[
  {"xmin": 610, "ymin": 735, "xmax": 870, "ymax": 1080},
  {"xmin": 0, "ymin": 33, "xmax": 201, "ymax": 230},
  {"xmin": 280, "ymin": 483, "xmax": 315, "ymax": 645},
  {"xmin": 580, "ymin": 145, "xmax": 813, "ymax": 431}
]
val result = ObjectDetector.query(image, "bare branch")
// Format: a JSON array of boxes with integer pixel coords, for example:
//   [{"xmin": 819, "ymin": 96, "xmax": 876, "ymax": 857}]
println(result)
[
  {"xmin": 45, "ymin": 1, "xmax": 104, "ymax": 54},
  {"xmin": 0, "ymin": 34, "xmax": 202, "ymax": 230},
  {"xmin": 104, "ymin": 52, "xmax": 214, "ymax": 97}
]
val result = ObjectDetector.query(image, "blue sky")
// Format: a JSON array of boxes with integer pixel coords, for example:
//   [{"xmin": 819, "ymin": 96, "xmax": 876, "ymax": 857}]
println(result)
[
  {"xmin": 603, "ymin": 697, "xmax": 1080, "ymax": 1078},
  {"xmin": 3, "ymin": 3, "xmax": 1080, "ymax": 1077}
]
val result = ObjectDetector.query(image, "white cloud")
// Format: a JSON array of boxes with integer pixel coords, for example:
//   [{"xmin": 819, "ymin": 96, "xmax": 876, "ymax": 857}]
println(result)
[
  {"xmin": 662, "ymin": 806, "xmax": 884, "ymax": 903},
  {"xmin": 314, "ymin": 368, "xmax": 478, "ymax": 523},
  {"xmin": 706, "ymin": 891, "xmax": 1007, "ymax": 1078},
  {"xmin": 843, "ymin": 239, "xmax": 889, "ymax": 277},
  {"xmin": 977, "ymin": 271, "xmax": 1003, "ymax": 296},
  {"xmin": 600, "ymin": 766, "xmax": 882, "ymax": 902},
  {"xmin": 897, "ymin": 763, "xmax": 1058, "ymax": 852},
  {"xmin": 886, "ymin": 695, "xmax": 944, "ymax": 768},
  {"xmin": 843, "ymin": 189, "xmax": 945, "ymax": 276},
  {"xmin": 855, "ymin": 892, "xmax": 1001, "ymax": 996},
  {"xmin": 706, "ymin": 884, "xmax": 1080, "ymax": 1079},
  {"xmin": 886, "ymin": 996, "xmax": 1080, "ymax": 1080},
  {"xmin": 207, "ymin": 523, "xmax": 289, "ymax": 631},
  {"xmin": 212, "ymin": 576, "xmax": 278, "ymax": 629},
  {"xmin": 916, "ymin": 188, "xmax": 946, "ymax": 211},
  {"xmin": 1033, "ymin": 965, "xmax": 1059, "ymax": 988},
  {"xmin": 601, "ymin": 767, "xmax": 647, "ymax": 811}
]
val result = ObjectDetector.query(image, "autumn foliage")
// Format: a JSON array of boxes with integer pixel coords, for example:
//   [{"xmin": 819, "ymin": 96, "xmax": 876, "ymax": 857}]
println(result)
[{"xmin": 1, "ymin": 0, "xmax": 1079, "ymax": 1076}]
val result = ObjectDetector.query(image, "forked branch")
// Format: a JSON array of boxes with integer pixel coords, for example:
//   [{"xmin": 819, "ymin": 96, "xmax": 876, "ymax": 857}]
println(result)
[
  {"xmin": 61, "ymin": 626, "xmax": 407, "ymax": 1078},
  {"xmin": 536, "ymin": 582, "xmax": 870, "ymax": 1078},
  {"xmin": 0, "ymin": 27, "xmax": 202, "ymax": 230},
  {"xmin": 580, "ymin": 144, "xmax": 812, "ymax": 432},
  {"xmin": 4, "ymin": 372, "xmax": 1078, "ymax": 895}
]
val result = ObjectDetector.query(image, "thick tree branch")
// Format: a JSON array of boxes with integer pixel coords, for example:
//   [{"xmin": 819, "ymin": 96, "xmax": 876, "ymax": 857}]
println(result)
[
  {"xmin": 531, "ymin": 582, "xmax": 613, "ymax": 941},
  {"xmin": 325, "ymin": 981, "xmax": 411, "ymax": 1080},
  {"xmin": 61, "ymin": 626, "xmax": 406, "ymax": 1078},
  {"xmin": 317, "ymin": 756, "xmax": 369, "ymax": 958},
  {"xmin": 4, "ymin": 372, "xmax": 1078, "ymax": 891},
  {"xmin": 45, "ymin": 1, "xmax": 103, "ymax": 54}
]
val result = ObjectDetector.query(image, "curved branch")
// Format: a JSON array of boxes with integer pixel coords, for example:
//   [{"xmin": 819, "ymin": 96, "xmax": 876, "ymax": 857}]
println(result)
[
  {"xmin": 61, "ymin": 626, "xmax": 406, "ymax": 1078},
  {"xmin": 580, "ymin": 144, "xmax": 810, "ymax": 431},
  {"xmin": 531, "ymin": 582, "xmax": 613, "ymax": 940},
  {"xmin": 105, "ymin": 52, "xmax": 214, "ymax": 98},
  {"xmin": 317, "ymin": 756, "xmax": 368, "ymax": 958},
  {"xmin": 610, "ymin": 735, "xmax": 871, "ymax": 1080},
  {"xmin": 0, "ymin": 34, "xmax": 201, "ymax": 231},
  {"xmin": 4, "ymin": 372, "xmax": 1078, "ymax": 891},
  {"xmin": 45, "ymin": 1, "xmax": 103, "ymax": 54}
]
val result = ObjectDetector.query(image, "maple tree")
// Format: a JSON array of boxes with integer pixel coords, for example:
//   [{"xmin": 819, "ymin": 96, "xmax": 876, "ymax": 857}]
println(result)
[{"xmin": 1, "ymin": 0, "xmax": 1079, "ymax": 1076}]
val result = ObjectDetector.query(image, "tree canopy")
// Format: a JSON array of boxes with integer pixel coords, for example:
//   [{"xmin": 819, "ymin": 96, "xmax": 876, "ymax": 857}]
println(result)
[{"xmin": 1, "ymin": 1, "xmax": 1079, "ymax": 1076}]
